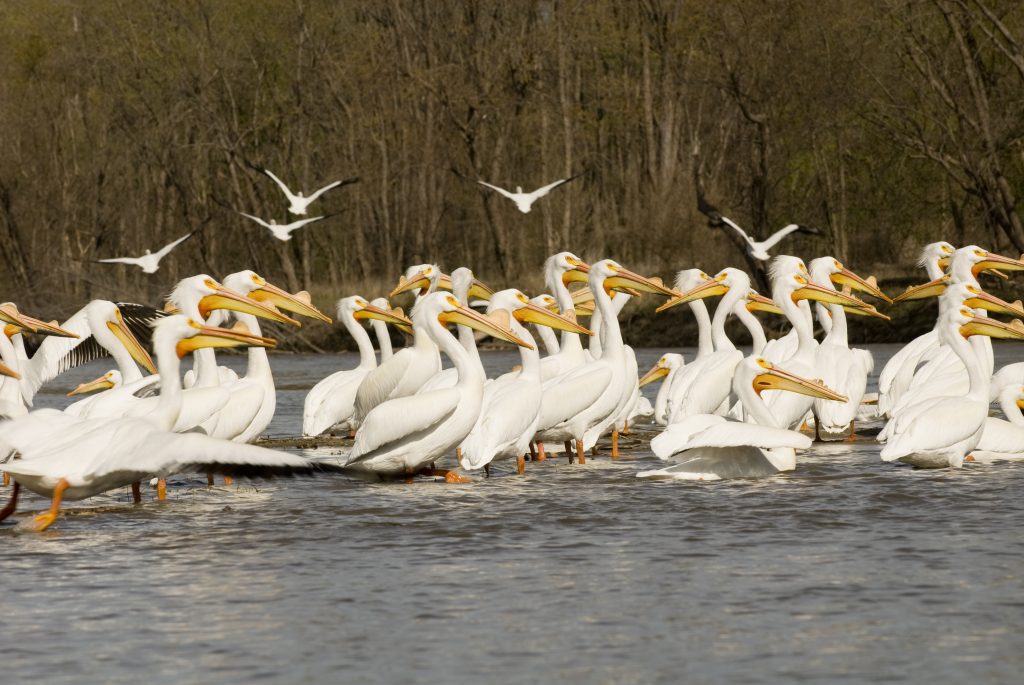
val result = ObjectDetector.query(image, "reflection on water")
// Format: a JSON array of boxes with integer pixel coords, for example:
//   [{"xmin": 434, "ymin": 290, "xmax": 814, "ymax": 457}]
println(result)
[{"xmin": 4, "ymin": 346, "xmax": 1024, "ymax": 684}]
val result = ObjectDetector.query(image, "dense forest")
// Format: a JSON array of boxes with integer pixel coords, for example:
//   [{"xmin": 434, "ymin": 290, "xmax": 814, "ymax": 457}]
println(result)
[{"xmin": 1, "ymin": 1, "xmax": 1022, "ymax": 346}]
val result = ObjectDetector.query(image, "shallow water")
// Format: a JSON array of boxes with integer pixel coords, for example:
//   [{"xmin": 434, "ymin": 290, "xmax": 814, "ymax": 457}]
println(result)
[{"xmin": 4, "ymin": 345, "xmax": 1024, "ymax": 684}]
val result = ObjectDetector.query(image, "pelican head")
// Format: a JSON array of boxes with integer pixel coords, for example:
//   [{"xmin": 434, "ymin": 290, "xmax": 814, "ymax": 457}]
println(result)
[
  {"xmin": 639, "ymin": 353, "xmax": 683, "ymax": 387},
  {"xmin": 657, "ymin": 267, "xmax": 747, "ymax": 313},
  {"xmin": 592, "ymin": 259, "xmax": 677, "ymax": 298},
  {"xmin": 155, "ymin": 315, "xmax": 277, "ymax": 359},
  {"xmin": 544, "ymin": 252, "xmax": 590, "ymax": 287},
  {"xmin": 68, "ymin": 369, "xmax": 122, "ymax": 396},
  {"xmin": 85, "ymin": 301, "xmax": 157, "ymax": 374},
  {"xmin": 340, "ymin": 295, "xmax": 414, "ymax": 328},
  {"xmin": 810, "ymin": 256, "xmax": 892, "ymax": 303},
  {"xmin": 953, "ymin": 306, "xmax": 1024, "ymax": 341},
  {"xmin": 919, "ymin": 241, "xmax": 956, "ymax": 272},
  {"xmin": 487, "ymin": 289, "xmax": 592, "ymax": 335},
  {"xmin": 747, "ymin": 358, "xmax": 848, "ymax": 401},
  {"xmin": 446, "ymin": 266, "xmax": 495, "ymax": 303},
  {"xmin": 169, "ymin": 274, "xmax": 300, "ymax": 327},
  {"xmin": 226, "ymin": 270, "xmax": 332, "ymax": 324},
  {"xmin": 391, "ymin": 264, "xmax": 442, "ymax": 298},
  {"xmin": 416, "ymin": 292, "xmax": 532, "ymax": 348}
]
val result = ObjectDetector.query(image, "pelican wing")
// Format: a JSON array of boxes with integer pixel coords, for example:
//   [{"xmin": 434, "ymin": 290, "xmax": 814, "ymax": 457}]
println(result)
[
  {"xmin": 153, "ymin": 232, "xmax": 194, "ymax": 260},
  {"xmin": 1, "ymin": 410, "xmax": 338, "ymax": 483},
  {"xmin": 528, "ymin": 174, "xmax": 579, "ymax": 199},
  {"xmin": 354, "ymin": 349, "xmax": 414, "ymax": 422},
  {"xmin": 97, "ymin": 257, "xmax": 144, "ymax": 267},
  {"xmin": 537, "ymin": 363, "xmax": 613, "ymax": 428},
  {"xmin": 718, "ymin": 215, "xmax": 753, "ymax": 244},
  {"xmin": 756, "ymin": 223, "xmax": 803, "ymax": 252},
  {"xmin": 260, "ymin": 167, "xmax": 298, "ymax": 201},
  {"xmin": 22, "ymin": 302, "xmax": 163, "ymax": 402},
  {"xmin": 686, "ymin": 421, "xmax": 811, "ymax": 450},
  {"xmin": 345, "ymin": 387, "xmax": 461, "ymax": 465},
  {"xmin": 238, "ymin": 211, "xmax": 274, "ymax": 229},
  {"xmin": 477, "ymin": 180, "xmax": 517, "ymax": 201},
  {"xmin": 305, "ymin": 176, "xmax": 358, "ymax": 203}
]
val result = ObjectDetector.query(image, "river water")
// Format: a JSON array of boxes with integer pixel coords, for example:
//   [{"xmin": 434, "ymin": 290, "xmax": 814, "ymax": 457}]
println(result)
[{"xmin": 3, "ymin": 345, "xmax": 1023, "ymax": 684}]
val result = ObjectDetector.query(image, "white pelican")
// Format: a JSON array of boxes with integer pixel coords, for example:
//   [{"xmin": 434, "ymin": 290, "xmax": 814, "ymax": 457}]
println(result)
[
  {"xmin": 877, "ymin": 241, "xmax": 956, "ymax": 416},
  {"xmin": 881, "ymin": 306, "xmax": 1024, "ymax": 468},
  {"xmin": 639, "ymin": 354, "xmax": 685, "ymax": 426},
  {"xmin": 0, "ymin": 316, "xmax": 334, "ymax": 531},
  {"xmin": 657, "ymin": 268, "xmax": 758, "ymax": 423},
  {"xmin": 885, "ymin": 248, "xmax": 1024, "ymax": 418},
  {"xmin": 369, "ymin": 297, "xmax": 396, "ymax": 362},
  {"xmin": 477, "ymin": 175, "xmax": 580, "ymax": 213},
  {"xmin": 260, "ymin": 168, "xmax": 358, "ymax": 215},
  {"xmin": 969, "ymin": 385, "xmax": 1024, "ymax": 462},
  {"xmin": 416, "ymin": 266, "xmax": 494, "ymax": 394},
  {"xmin": 339, "ymin": 292, "xmax": 531, "ymax": 478},
  {"xmin": 303, "ymin": 297, "xmax": 412, "ymax": 437},
  {"xmin": 71, "ymin": 276, "xmax": 297, "ymax": 431},
  {"xmin": 528, "ymin": 294, "xmax": 561, "ymax": 355},
  {"xmin": 538, "ymin": 252, "xmax": 591, "ymax": 380},
  {"xmin": 638, "ymin": 358, "xmax": 846, "ymax": 480},
  {"xmin": 96, "ymin": 232, "xmax": 194, "ymax": 273},
  {"xmin": 534, "ymin": 260, "xmax": 676, "ymax": 463},
  {"xmin": 652, "ymin": 269, "xmax": 715, "ymax": 420},
  {"xmin": 696, "ymin": 194, "xmax": 820, "ymax": 262},
  {"xmin": 759, "ymin": 257, "xmax": 875, "ymax": 430},
  {"xmin": 238, "ymin": 212, "xmax": 328, "ymax": 241},
  {"xmin": 458, "ymin": 290, "xmax": 592, "ymax": 475},
  {"xmin": 0, "ymin": 301, "xmax": 150, "ymax": 418},
  {"xmin": 352, "ymin": 264, "xmax": 445, "ymax": 426},
  {"xmin": 202, "ymin": 271, "xmax": 333, "ymax": 443},
  {"xmin": 807, "ymin": 257, "xmax": 891, "ymax": 440}
]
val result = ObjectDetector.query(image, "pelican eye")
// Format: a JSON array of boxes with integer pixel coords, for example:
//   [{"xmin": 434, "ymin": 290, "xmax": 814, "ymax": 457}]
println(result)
[
  {"xmin": 960, "ymin": 307, "xmax": 973, "ymax": 316},
  {"xmin": 975, "ymin": 250, "xmax": 986, "ymax": 257},
  {"xmin": 795, "ymin": 275, "xmax": 808, "ymax": 284},
  {"xmin": 187, "ymin": 319, "xmax": 202, "ymax": 329},
  {"xmin": 446, "ymin": 295, "xmax": 459, "ymax": 307},
  {"xmin": 517, "ymin": 293, "xmax": 529, "ymax": 303},
  {"xmin": 756, "ymin": 358, "xmax": 772, "ymax": 369},
  {"xmin": 967, "ymin": 285, "xmax": 980, "ymax": 293}
]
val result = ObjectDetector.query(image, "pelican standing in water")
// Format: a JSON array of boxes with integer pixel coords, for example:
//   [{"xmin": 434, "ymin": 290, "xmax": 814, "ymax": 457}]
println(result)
[
  {"xmin": 338, "ymin": 293, "xmax": 532, "ymax": 478},
  {"xmin": 639, "ymin": 353, "xmax": 685, "ymax": 426},
  {"xmin": 638, "ymin": 358, "xmax": 847, "ymax": 480},
  {"xmin": 458, "ymin": 290, "xmax": 592, "ymax": 475},
  {"xmin": 0, "ymin": 316, "xmax": 334, "ymax": 531},
  {"xmin": 303, "ymin": 297, "xmax": 412, "ymax": 436},
  {"xmin": 881, "ymin": 305, "xmax": 1024, "ymax": 468}
]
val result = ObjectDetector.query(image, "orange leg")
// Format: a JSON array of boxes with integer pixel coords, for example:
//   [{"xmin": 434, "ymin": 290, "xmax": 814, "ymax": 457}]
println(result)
[
  {"xmin": 611, "ymin": 430, "xmax": 620, "ymax": 459},
  {"xmin": 424, "ymin": 465, "xmax": 472, "ymax": 484},
  {"xmin": 516, "ymin": 455, "xmax": 526, "ymax": 475},
  {"xmin": 536, "ymin": 442, "xmax": 546, "ymax": 462},
  {"xmin": 576, "ymin": 438, "xmax": 586, "ymax": 465},
  {"xmin": 33, "ymin": 478, "xmax": 69, "ymax": 532},
  {"xmin": 131, "ymin": 481, "xmax": 142, "ymax": 504},
  {"xmin": 456, "ymin": 448, "xmax": 463, "ymax": 467},
  {"xmin": 846, "ymin": 420, "xmax": 857, "ymax": 443},
  {"xmin": 222, "ymin": 476, "xmax": 234, "ymax": 486},
  {"xmin": 623, "ymin": 420, "xmax": 630, "ymax": 436},
  {"xmin": 157, "ymin": 478, "xmax": 167, "ymax": 501},
  {"xmin": 2, "ymin": 471, "xmax": 9, "ymax": 487},
  {"xmin": 0, "ymin": 481, "xmax": 20, "ymax": 522}
]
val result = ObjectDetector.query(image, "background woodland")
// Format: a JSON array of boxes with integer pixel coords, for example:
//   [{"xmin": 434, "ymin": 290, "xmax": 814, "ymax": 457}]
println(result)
[{"xmin": 1, "ymin": 0, "xmax": 1023, "ymax": 345}]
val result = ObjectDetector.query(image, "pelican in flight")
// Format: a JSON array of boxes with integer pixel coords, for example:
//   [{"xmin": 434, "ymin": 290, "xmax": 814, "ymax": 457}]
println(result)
[
  {"xmin": 881, "ymin": 305, "xmax": 1024, "ymax": 468},
  {"xmin": 697, "ymin": 194, "xmax": 819, "ymax": 261},
  {"xmin": 238, "ymin": 212, "xmax": 328, "ymax": 241},
  {"xmin": 0, "ymin": 316, "xmax": 335, "ymax": 531},
  {"xmin": 97, "ymin": 232, "xmax": 194, "ymax": 273},
  {"xmin": 477, "ymin": 174, "xmax": 580, "ymax": 213},
  {"xmin": 638, "ymin": 358, "xmax": 847, "ymax": 480},
  {"xmin": 259, "ymin": 168, "xmax": 358, "ymax": 215},
  {"xmin": 338, "ymin": 292, "xmax": 532, "ymax": 478}
]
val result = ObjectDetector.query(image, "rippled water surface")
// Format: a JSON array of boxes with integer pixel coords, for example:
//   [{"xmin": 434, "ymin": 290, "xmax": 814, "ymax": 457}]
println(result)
[{"xmin": 4, "ymin": 346, "xmax": 1024, "ymax": 684}]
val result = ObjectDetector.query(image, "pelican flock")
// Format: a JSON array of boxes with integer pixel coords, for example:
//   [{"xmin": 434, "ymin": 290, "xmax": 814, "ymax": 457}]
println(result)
[{"xmin": 4, "ymin": 160, "xmax": 1024, "ymax": 533}]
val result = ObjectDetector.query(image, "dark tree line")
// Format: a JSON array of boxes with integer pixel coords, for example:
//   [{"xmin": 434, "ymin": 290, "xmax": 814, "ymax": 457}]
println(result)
[{"xmin": 1, "ymin": 0, "xmax": 1022, "ymax": 338}]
